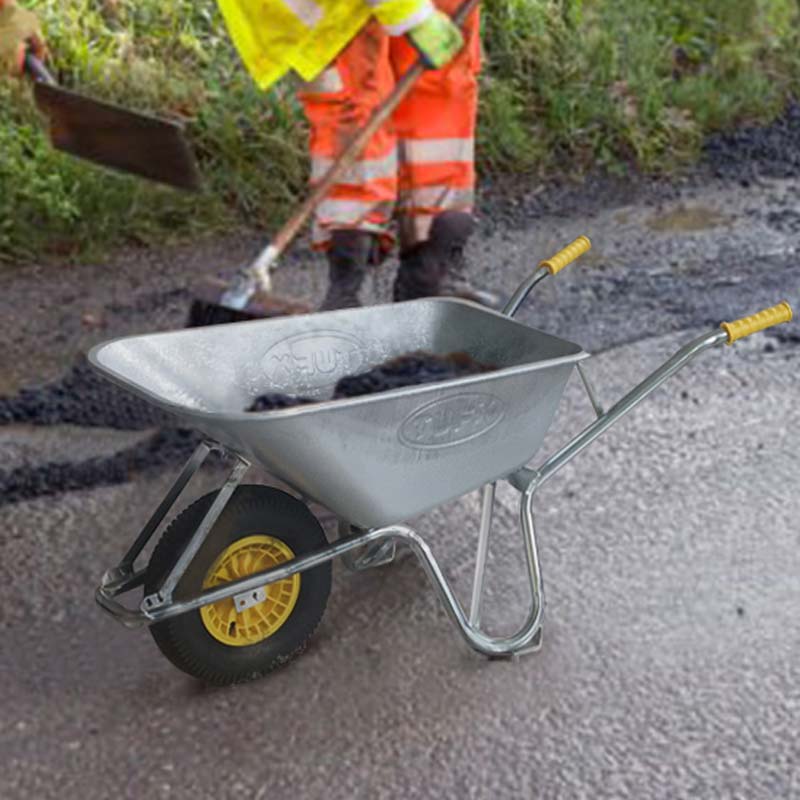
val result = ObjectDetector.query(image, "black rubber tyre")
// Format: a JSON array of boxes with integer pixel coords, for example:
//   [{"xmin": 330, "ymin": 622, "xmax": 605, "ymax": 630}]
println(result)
[{"xmin": 145, "ymin": 485, "xmax": 331, "ymax": 686}]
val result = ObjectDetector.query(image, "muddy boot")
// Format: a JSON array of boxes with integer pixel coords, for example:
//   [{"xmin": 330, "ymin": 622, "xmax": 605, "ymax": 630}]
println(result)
[
  {"xmin": 393, "ymin": 211, "xmax": 503, "ymax": 309},
  {"xmin": 318, "ymin": 230, "xmax": 375, "ymax": 311}
]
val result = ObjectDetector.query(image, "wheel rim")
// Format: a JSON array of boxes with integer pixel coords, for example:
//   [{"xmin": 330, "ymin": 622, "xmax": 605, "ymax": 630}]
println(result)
[{"xmin": 199, "ymin": 535, "xmax": 300, "ymax": 647}]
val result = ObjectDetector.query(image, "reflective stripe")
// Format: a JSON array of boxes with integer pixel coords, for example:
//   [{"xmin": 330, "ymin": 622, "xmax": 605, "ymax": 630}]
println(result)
[
  {"xmin": 311, "ymin": 150, "xmax": 398, "ymax": 184},
  {"xmin": 369, "ymin": 0, "xmax": 432, "ymax": 31},
  {"xmin": 282, "ymin": 0, "xmax": 323, "ymax": 27},
  {"xmin": 312, "ymin": 220, "xmax": 392, "ymax": 246},
  {"xmin": 316, "ymin": 198, "xmax": 394, "ymax": 224},
  {"xmin": 400, "ymin": 137, "xmax": 475, "ymax": 164},
  {"xmin": 382, "ymin": 5, "xmax": 432, "ymax": 35},
  {"xmin": 398, "ymin": 186, "xmax": 474, "ymax": 210},
  {"xmin": 300, "ymin": 66, "xmax": 343, "ymax": 94}
]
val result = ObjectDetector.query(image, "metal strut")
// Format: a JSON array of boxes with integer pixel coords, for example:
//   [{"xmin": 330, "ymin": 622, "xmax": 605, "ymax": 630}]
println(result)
[{"xmin": 142, "ymin": 454, "xmax": 250, "ymax": 610}]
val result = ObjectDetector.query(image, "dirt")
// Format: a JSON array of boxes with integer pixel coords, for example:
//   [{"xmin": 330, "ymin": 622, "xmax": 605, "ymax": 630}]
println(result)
[{"xmin": 1, "ymin": 103, "xmax": 799, "ymax": 507}]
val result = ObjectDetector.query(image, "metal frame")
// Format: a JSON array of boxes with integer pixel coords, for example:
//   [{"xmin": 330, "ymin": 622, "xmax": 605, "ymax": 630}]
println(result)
[
  {"xmin": 96, "ymin": 439, "xmax": 546, "ymax": 656},
  {"xmin": 96, "ymin": 265, "xmax": 731, "ymax": 657}
]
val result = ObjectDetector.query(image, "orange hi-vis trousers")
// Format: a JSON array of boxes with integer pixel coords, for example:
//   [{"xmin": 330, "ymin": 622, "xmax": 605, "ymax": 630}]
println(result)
[{"xmin": 297, "ymin": 0, "xmax": 480, "ymax": 254}]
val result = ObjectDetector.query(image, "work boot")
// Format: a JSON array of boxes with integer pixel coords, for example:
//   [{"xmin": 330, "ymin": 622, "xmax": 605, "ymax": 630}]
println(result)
[
  {"xmin": 318, "ymin": 230, "xmax": 375, "ymax": 311},
  {"xmin": 393, "ymin": 211, "xmax": 503, "ymax": 309}
]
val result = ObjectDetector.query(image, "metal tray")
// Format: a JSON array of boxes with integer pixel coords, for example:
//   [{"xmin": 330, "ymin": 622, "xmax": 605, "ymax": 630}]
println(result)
[{"xmin": 89, "ymin": 298, "xmax": 587, "ymax": 527}]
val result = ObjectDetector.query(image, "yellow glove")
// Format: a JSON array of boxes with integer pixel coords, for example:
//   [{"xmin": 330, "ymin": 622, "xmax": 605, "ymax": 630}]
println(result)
[
  {"xmin": 407, "ymin": 10, "xmax": 463, "ymax": 70},
  {"xmin": 0, "ymin": 0, "xmax": 46, "ymax": 77}
]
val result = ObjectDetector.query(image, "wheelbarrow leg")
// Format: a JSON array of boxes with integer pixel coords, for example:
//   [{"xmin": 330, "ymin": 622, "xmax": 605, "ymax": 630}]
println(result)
[
  {"xmin": 509, "ymin": 497, "xmax": 545, "ymax": 657},
  {"xmin": 465, "ymin": 479, "xmax": 546, "ymax": 656},
  {"xmin": 469, "ymin": 482, "xmax": 496, "ymax": 627},
  {"xmin": 357, "ymin": 478, "xmax": 546, "ymax": 658}
]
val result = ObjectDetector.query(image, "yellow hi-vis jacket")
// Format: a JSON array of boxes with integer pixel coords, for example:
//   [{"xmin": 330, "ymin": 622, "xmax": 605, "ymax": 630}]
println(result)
[{"xmin": 217, "ymin": 0, "xmax": 434, "ymax": 90}]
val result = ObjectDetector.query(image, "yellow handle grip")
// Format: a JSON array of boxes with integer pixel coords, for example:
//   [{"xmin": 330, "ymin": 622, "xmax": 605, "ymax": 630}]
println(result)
[
  {"xmin": 539, "ymin": 235, "xmax": 592, "ymax": 275},
  {"xmin": 721, "ymin": 301, "xmax": 793, "ymax": 344}
]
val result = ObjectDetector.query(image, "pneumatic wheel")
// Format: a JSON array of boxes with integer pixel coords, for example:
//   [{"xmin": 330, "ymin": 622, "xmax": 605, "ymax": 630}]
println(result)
[{"xmin": 145, "ymin": 485, "xmax": 331, "ymax": 686}]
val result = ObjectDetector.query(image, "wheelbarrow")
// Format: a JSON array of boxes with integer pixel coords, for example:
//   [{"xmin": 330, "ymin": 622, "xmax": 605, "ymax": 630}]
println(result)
[{"xmin": 90, "ymin": 236, "xmax": 793, "ymax": 685}]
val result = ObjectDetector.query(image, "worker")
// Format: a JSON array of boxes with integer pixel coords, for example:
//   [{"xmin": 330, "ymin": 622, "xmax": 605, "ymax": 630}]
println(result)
[
  {"xmin": 1, "ymin": 0, "xmax": 500, "ymax": 310},
  {"xmin": 282, "ymin": 0, "xmax": 501, "ymax": 310}
]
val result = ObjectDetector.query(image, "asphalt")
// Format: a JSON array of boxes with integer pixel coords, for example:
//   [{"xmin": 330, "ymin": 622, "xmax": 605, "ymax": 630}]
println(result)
[{"xmin": 1, "ymin": 117, "xmax": 800, "ymax": 798}]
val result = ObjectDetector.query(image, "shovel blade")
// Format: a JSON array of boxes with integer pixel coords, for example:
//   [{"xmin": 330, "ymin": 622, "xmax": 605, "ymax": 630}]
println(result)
[{"xmin": 33, "ymin": 82, "xmax": 201, "ymax": 192}]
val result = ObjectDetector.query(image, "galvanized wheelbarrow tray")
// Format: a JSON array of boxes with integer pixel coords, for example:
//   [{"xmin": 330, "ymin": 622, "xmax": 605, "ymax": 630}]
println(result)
[{"xmin": 90, "ymin": 237, "xmax": 793, "ymax": 685}]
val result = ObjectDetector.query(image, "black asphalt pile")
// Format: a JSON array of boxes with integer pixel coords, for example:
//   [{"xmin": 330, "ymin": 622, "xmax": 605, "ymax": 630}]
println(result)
[
  {"xmin": 0, "ymin": 428, "xmax": 200, "ymax": 507},
  {"xmin": 334, "ymin": 351, "xmax": 496, "ymax": 397},
  {"xmin": 248, "ymin": 393, "xmax": 316, "ymax": 412},
  {"xmin": 247, "ymin": 351, "xmax": 497, "ymax": 412},
  {"xmin": 703, "ymin": 102, "xmax": 800, "ymax": 182},
  {"xmin": 0, "ymin": 355, "xmax": 196, "ymax": 506},
  {"xmin": 0, "ymin": 357, "xmax": 171, "ymax": 430}
]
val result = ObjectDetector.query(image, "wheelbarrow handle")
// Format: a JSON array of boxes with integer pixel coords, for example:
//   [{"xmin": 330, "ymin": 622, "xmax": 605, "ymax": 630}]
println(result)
[
  {"xmin": 503, "ymin": 235, "xmax": 592, "ymax": 317},
  {"xmin": 539, "ymin": 235, "xmax": 592, "ymax": 276},
  {"xmin": 518, "ymin": 297, "xmax": 793, "ymax": 491},
  {"xmin": 721, "ymin": 301, "xmax": 793, "ymax": 344}
]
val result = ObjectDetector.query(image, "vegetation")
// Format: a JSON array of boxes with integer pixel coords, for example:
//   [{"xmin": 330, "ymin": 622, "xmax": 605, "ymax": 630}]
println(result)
[{"xmin": 2, "ymin": 0, "xmax": 799, "ymax": 260}]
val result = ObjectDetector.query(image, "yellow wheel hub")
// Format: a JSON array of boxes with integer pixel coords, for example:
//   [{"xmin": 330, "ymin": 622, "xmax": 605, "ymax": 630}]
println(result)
[{"xmin": 200, "ymin": 535, "xmax": 300, "ymax": 647}]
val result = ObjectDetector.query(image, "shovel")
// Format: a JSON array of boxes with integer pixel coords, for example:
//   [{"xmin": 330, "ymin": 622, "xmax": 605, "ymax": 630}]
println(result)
[{"xmin": 24, "ymin": 53, "xmax": 200, "ymax": 192}]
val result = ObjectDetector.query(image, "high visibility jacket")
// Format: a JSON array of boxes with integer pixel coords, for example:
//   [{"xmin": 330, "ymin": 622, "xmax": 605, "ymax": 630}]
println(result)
[{"xmin": 217, "ymin": 0, "xmax": 434, "ymax": 90}]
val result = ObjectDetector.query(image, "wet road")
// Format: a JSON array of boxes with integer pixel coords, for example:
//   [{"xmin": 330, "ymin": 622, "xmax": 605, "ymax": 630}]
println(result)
[{"xmin": 1, "ymin": 160, "xmax": 799, "ymax": 798}]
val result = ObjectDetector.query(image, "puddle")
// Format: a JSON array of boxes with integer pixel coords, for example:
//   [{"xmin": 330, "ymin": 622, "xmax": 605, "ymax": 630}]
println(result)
[
  {"xmin": 614, "ymin": 210, "xmax": 632, "ymax": 225},
  {"xmin": 647, "ymin": 205, "xmax": 732, "ymax": 232}
]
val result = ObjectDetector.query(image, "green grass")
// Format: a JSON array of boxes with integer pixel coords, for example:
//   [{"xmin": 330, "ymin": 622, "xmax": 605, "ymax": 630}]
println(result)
[
  {"xmin": 478, "ymin": 0, "xmax": 800, "ymax": 172},
  {"xmin": 2, "ymin": 0, "xmax": 799, "ymax": 261}
]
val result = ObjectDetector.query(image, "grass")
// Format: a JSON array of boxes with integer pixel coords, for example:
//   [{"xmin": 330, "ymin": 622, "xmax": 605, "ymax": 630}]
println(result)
[
  {"xmin": 478, "ymin": 0, "xmax": 800, "ymax": 172},
  {"xmin": 2, "ymin": 0, "xmax": 799, "ymax": 261}
]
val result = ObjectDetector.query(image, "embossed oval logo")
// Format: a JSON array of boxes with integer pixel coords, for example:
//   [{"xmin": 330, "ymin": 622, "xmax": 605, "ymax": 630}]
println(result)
[
  {"xmin": 261, "ymin": 330, "xmax": 367, "ymax": 393},
  {"xmin": 399, "ymin": 393, "xmax": 506, "ymax": 449}
]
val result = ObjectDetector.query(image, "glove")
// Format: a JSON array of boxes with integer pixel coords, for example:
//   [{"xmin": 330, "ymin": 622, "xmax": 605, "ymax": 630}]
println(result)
[
  {"xmin": 407, "ymin": 10, "xmax": 463, "ymax": 70},
  {"xmin": 0, "ymin": 0, "xmax": 46, "ymax": 78}
]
